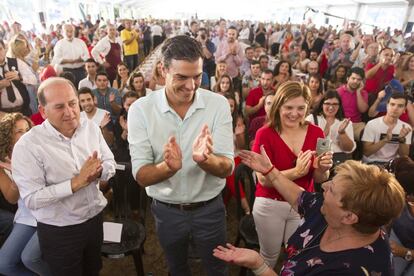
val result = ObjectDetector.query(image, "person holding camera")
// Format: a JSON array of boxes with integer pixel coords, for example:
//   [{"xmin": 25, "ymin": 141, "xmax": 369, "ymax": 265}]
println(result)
[
  {"xmin": 196, "ymin": 27, "xmax": 216, "ymax": 79},
  {"xmin": 251, "ymin": 81, "xmax": 332, "ymax": 269}
]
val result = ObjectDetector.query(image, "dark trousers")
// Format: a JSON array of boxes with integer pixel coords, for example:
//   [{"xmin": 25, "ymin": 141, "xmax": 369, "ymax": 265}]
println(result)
[
  {"xmin": 124, "ymin": 54, "xmax": 139, "ymax": 72},
  {"xmin": 37, "ymin": 212, "xmax": 103, "ymax": 276},
  {"xmin": 62, "ymin": 67, "xmax": 85, "ymax": 89},
  {"xmin": 151, "ymin": 196, "xmax": 227, "ymax": 276},
  {"xmin": 143, "ymin": 39, "xmax": 152, "ymax": 56}
]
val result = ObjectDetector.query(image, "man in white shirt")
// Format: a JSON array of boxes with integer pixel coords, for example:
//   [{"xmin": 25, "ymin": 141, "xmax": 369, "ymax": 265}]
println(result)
[
  {"xmin": 362, "ymin": 93, "xmax": 412, "ymax": 164},
  {"xmin": 151, "ymin": 21, "xmax": 164, "ymax": 49},
  {"xmin": 78, "ymin": 87, "xmax": 114, "ymax": 147},
  {"xmin": 12, "ymin": 77, "xmax": 116, "ymax": 276},
  {"xmin": 51, "ymin": 24, "xmax": 90, "ymax": 88},
  {"xmin": 91, "ymin": 24, "xmax": 123, "ymax": 83},
  {"xmin": 78, "ymin": 58, "xmax": 98, "ymax": 90}
]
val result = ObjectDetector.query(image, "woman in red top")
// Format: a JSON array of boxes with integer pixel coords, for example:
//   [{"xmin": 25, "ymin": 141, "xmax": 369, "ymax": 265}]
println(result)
[{"xmin": 252, "ymin": 81, "xmax": 331, "ymax": 268}]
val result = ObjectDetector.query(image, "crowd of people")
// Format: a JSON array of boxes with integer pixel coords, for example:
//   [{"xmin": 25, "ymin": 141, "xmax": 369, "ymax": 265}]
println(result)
[{"xmin": 0, "ymin": 13, "xmax": 414, "ymax": 275}]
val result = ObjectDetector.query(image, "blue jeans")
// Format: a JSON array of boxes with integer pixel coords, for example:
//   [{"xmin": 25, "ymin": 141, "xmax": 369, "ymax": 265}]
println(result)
[
  {"xmin": 390, "ymin": 230, "xmax": 414, "ymax": 276},
  {"xmin": 0, "ymin": 223, "xmax": 51, "ymax": 276},
  {"xmin": 151, "ymin": 196, "xmax": 228, "ymax": 276}
]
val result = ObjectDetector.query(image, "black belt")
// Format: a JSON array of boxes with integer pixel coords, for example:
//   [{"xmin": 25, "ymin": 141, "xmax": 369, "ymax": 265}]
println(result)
[{"xmin": 155, "ymin": 196, "xmax": 218, "ymax": 211}]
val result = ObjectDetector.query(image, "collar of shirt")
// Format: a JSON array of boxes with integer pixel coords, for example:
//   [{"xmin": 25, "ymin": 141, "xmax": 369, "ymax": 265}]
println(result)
[
  {"xmin": 159, "ymin": 88, "xmax": 206, "ymax": 116},
  {"xmin": 44, "ymin": 118, "xmax": 85, "ymax": 141}
]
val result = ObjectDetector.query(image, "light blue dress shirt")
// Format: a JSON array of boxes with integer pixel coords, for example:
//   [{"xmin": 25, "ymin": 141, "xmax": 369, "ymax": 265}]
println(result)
[
  {"xmin": 12, "ymin": 118, "xmax": 116, "ymax": 226},
  {"xmin": 128, "ymin": 88, "xmax": 234, "ymax": 204}
]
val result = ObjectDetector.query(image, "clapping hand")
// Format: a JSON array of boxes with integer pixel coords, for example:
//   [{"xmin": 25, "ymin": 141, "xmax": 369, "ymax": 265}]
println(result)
[
  {"xmin": 338, "ymin": 118, "xmax": 350, "ymax": 134},
  {"xmin": 399, "ymin": 124, "xmax": 412, "ymax": 139},
  {"xmin": 192, "ymin": 124, "xmax": 213, "ymax": 163},
  {"xmin": 100, "ymin": 112, "xmax": 111, "ymax": 129},
  {"xmin": 164, "ymin": 136, "xmax": 182, "ymax": 172},
  {"xmin": 294, "ymin": 150, "xmax": 313, "ymax": 178},
  {"xmin": 239, "ymin": 145, "xmax": 275, "ymax": 175},
  {"xmin": 72, "ymin": 151, "xmax": 103, "ymax": 192}
]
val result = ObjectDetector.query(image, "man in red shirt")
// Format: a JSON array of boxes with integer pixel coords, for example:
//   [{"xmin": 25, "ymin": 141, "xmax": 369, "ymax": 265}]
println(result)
[{"xmin": 245, "ymin": 70, "xmax": 274, "ymax": 121}]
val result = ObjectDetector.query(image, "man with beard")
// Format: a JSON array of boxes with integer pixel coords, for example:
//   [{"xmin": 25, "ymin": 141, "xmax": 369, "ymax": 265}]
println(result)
[
  {"xmin": 245, "ymin": 69, "xmax": 274, "ymax": 121},
  {"xmin": 337, "ymin": 67, "xmax": 369, "ymax": 141},
  {"xmin": 214, "ymin": 26, "xmax": 244, "ymax": 79},
  {"xmin": 128, "ymin": 35, "xmax": 234, "ymax": 276},
  {"xmin": 92, "ymin": 72, "xmax": 122, "ymax": 123},
  {"xmin": 79, "ymin": 87, "xmax": 114, "ymax": 147},
  {"xmin": 362, "ymin": 93, "xmax": 412, "ymax": 164}
]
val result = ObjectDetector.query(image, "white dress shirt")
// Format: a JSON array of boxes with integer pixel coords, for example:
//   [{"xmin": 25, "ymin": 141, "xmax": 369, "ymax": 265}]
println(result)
[
  {"xmin": 51, "ymin": 38, "xmax": 90, "ymax": 69},
  {"xmin": 128, "ymin": 88, "xmax": 234, "ymax": 204},
  {"xmin": 91, "ymin": 35, "xmax": 123, "ymax": 64},
  {"xmin": 12, "ymin": 118, "xmax": 116, "ymax": 226}
]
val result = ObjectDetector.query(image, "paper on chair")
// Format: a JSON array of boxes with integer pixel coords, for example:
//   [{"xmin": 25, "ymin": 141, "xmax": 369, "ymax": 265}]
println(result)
[{"xmin": 103, "ymin": 222, "xmax": 123, "ymax": 243}]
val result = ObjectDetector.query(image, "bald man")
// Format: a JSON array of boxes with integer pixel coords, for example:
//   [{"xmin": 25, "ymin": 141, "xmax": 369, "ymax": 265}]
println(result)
[
  {"xmin": 51, "ymin": 24, "xmax": 90, "ymax": 87},
  {"xmin": 12, "ymin": 77, "xmax": 116, "ymax": 276}
]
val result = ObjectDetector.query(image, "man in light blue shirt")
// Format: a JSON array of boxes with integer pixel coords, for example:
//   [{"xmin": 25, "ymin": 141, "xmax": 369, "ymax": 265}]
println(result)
[{"xmin": 128, "ymin": 35, "xmax": 234, "ymax": 276}]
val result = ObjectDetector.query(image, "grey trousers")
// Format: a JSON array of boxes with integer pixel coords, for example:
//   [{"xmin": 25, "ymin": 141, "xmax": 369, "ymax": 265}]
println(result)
[{"xmin": 151, "ymin": 196, "xmax": 228, "ymax": 276}]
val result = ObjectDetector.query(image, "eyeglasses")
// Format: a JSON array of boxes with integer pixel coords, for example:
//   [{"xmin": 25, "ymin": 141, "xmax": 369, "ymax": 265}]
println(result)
[{"xmin": 323, "ymin": 103, "xmax": 340, "ymax": 107}]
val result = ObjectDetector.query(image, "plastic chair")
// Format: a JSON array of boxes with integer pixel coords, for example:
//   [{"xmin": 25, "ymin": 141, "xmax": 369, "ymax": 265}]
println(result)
[
  {"xmin": 234, "ymin": 163, "xmax": 259, "ymax": 276},
  {"xmin": 101, "ymin": 162, "xmax": 147, "ymax": 276}
]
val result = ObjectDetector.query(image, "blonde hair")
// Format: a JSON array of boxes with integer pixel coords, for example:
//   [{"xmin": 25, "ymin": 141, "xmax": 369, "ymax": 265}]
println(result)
[
  {"xmin": 7, "ymin": 34, "xmax": 30, "ymax": 60},
  {"xmin": 336, "ymin": 160, "xmax": 405, "ymax": 234},
  {"xmin": 268, "ymin": 81, "xmax": 311, "ymax": 133}
]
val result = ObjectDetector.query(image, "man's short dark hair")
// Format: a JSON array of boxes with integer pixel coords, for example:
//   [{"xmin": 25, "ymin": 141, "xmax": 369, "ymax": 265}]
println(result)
[
  {"xmin": 95, "ymin": 71, "xmax": 109, "ymax": 81},
  {"xmin": 245, "ymin": 47, "xmax": 253, "ymax": 53},
  {"xmin": 161, "ymin": 35, "xmax": 203, "ymax": 69},
  {"xmin": 228, "ymin": 26, "xmax": 237, "ymax": 32},
  {"xmin": 258, "ymin": 54, "xmax": 269, "ymax": 62},
  {"xmin": 347, "ymin": 67, "xmax": 365, "ymax": 79},
  {"xmin": 388, "ymin": 92, "xmax": 408, "ymax": 106},
  {"xmin": 85, "ymin": 58, "xmax": 97, "ymax": 65},
  {"xmin": 190, "ymin": 21, "xmax": 198, "ymax": 27},
  {"xmin": 59, "ymin": 72, "xmax": 76, "ymax": 86},
  {"xmin": 78, "ymin": 87, "xmax": 95, "ymax": 99},
  {"xmin": 262, "ymin": 69, "xmax": 273, "ymax": 76},
  {"xmin": 250, "ymin": 60, "xmax": 260, "ymax": 67}
]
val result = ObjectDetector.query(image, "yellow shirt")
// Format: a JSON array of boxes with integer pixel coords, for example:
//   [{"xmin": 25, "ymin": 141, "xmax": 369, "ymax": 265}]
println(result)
[{"xmin": 121, "ymin": 29, "xmax": 139, "ymax": 56}]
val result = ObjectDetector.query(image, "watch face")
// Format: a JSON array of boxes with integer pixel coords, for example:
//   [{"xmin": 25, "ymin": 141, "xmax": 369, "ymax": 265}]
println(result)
[{"xmin": 405, "ymin": 251, "xmax": 413, "ymax": 261}]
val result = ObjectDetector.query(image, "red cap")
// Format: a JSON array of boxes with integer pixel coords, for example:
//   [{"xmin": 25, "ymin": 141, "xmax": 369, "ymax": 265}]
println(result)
[{"xmin": 40, "ymin": 65, "xmax": 57, "ymax": 82}]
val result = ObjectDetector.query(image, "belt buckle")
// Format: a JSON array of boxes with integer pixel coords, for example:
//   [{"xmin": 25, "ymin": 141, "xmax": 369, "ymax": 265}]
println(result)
[{"xmin": 179, "ymin": 203, "xmax": 192, "ymax": 211}]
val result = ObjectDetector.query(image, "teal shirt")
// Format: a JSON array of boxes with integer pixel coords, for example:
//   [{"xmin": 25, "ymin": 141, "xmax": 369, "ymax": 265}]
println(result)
[{"xmin": 128, "ymin": 88, "xmax": 234, "ymax": 203}]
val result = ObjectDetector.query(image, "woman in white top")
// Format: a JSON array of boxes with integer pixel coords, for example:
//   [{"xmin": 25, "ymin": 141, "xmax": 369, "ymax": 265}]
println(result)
[
  {"xmin": 306, "ymin": 90, "xmax": 356, "ymax": 159},
  {"xmin": 148, "ymin": 60, "xmax": 165, "ymax": 91},
  {"xmin": 112, "ymin": 62, "xmax": 130, "ymax": 95},
  {"xmin": 0, "ymin": 113, "xmax": 51, "ymax": 276}
]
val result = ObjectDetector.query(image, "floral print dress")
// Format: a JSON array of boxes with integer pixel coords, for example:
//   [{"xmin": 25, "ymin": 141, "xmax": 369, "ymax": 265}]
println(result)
[{"xmin": 280, "ymin": 192, "xmax": 393, "ymax": 276}]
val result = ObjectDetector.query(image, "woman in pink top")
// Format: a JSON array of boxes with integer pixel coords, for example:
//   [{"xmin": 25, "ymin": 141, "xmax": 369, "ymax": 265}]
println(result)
[{"xmin": 252, "ymin": 81, "xmax": 332, "ymax": 268}]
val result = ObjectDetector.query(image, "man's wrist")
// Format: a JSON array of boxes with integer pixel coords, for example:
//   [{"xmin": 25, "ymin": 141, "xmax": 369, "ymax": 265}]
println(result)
[{"xmin": 398, "ymin": 137, "xmax": 406, "ymax": 144}]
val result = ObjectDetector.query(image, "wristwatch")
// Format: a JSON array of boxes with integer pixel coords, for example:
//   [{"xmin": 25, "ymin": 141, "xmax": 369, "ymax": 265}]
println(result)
[{"xmin": 405, "ymin": 250, "xmax": 412, "ymax": 261}]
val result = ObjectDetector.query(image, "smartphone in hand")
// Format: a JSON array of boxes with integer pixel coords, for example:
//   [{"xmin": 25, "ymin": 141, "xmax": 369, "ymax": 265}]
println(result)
[{"xmin": 316, "ymin": 138, "xmax": 332, "ymax": 157}]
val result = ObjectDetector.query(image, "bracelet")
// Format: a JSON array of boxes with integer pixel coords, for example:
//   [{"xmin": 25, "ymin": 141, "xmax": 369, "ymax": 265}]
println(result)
[
  {"xmin": 252, "ymin": 261, "xmax": 269, "ymax": 275},
  {"xmin": 262, "ymin": 165, "xmax": 274, "ymax": 176}
]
